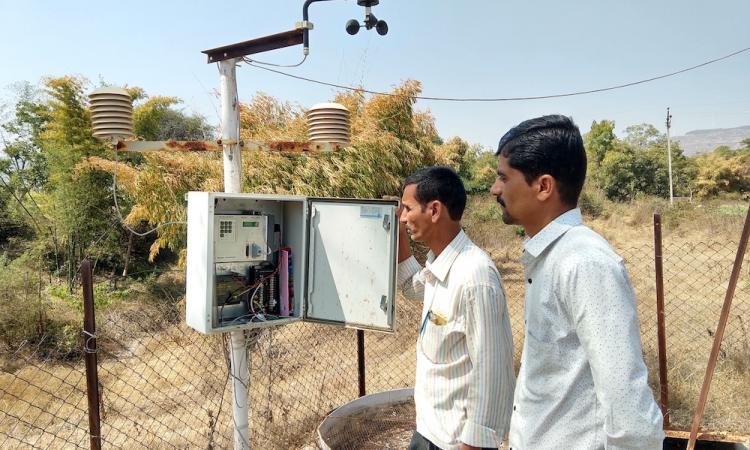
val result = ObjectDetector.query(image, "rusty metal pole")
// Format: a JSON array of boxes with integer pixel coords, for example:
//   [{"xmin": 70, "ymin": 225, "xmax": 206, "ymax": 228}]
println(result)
[
  {"xmin": 81, "ymin": 260, "xmax": 102, "ymax": 450},
  {"xmin": 357, "ymin": 329, "xmax": 366, "ymax": 397},
  {"xmin": 653, "ymin": 214, "xmax": 670, "ymax": 426},
  {"xmin": 687, "ymin": 203, "xmax": 750, "ymax": 450}
]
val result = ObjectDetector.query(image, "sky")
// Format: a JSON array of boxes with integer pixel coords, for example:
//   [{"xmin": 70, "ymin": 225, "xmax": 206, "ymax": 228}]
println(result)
[{"xmin": 1, "ymin": 0, "xmax": 749, "ymax": 148}]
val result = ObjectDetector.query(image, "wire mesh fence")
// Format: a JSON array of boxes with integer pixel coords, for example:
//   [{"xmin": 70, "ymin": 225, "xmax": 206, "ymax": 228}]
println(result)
[
  {"xmin": 93, "ymin": 305, "xmax": 232, "ymax": 449},
  {"xmin": 0, "ymin": 347, "xmax": 90, "ymax": 449},
  {"xmin": 2, "ymin": 237, "xmax": 749, "ymax": 449},
  {"xmin": 658, "ymin": 241, "xmax": 750, "ymax": 430}
]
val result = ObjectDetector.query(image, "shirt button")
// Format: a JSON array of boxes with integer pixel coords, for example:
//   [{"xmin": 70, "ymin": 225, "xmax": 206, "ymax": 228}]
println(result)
[
  {"xmin": 527, "ymin": 278, "xmax": 532, "ymax": 284},
  {"xmin": 513, "ymin": 405, "xmax": 516, "ymax": 411}
]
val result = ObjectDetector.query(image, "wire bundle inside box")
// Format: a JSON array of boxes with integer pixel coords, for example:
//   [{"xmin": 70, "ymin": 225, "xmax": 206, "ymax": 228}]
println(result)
[{"xmin": 213, "ymin": 212, "xmax": 294, "ymax": 326}]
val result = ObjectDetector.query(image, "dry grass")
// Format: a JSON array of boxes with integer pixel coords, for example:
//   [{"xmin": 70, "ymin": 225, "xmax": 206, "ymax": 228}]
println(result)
[{"xmin": 2, "ymin": 195, "xmax": 749, "ymax": 449}]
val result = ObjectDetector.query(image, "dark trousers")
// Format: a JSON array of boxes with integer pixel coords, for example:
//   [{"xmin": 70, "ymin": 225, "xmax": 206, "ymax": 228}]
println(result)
[{"xmin": 408, "ymin": 431, "xmax": 498, "ymax": 450}]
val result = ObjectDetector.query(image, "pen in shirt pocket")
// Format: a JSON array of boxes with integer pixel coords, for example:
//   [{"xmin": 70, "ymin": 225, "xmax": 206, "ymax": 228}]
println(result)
[
  {"xmin": 419, "ymin": 310, "xmax": 448, "ymax": 335},
  {"xmin": 429, "ymin": 311, "xmax": 448, "ymax": 325}
]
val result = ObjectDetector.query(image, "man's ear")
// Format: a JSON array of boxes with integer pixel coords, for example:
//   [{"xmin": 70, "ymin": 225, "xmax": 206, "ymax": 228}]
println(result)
[
  {"xmin": 536, "ymin": 174, "xmax": 556, "ymax": 202},
  {"xmin": 429, "ymin": 200, "xmax": 442, "ymax": 223}
]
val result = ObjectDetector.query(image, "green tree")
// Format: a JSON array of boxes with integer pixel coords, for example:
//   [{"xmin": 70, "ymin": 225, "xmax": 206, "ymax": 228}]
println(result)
[
  {"xmin": 597, "ymin": 123, "xmax": 696, "ymax": 201},
  {"xmin": 624, "ymin": 123, "xmax": 661, "ymax": 150},
  {"xmin": 434, "ymin": 136, "xmax": 470, "ymax": 174},
  {"xmin": 463, "ymin": 149, "xmax": 497, "ymax": 194},
  {"xmin": 0, "ymin": 172, "xmax": 27, "ymax": 244},
  {"xmin": 598, "ymin": 147, "xmax": 637, "ymax": 200},
  {"xmin": 429, "ymin": 137, "xmax": 495, "ymax": 192},
  {"xmin": 643, "ymin": 140, "xmax": 696, "ymax": 197},
  {"xmin": 1, "ymin": 82, "xmax": 49, "ymax": 194},
  {"xmin": 133, "ymin": 96, "xmax": 214, "ymax": 141},
  {"xmin": 693, "ymin": 146, "xmax": 750, "ymax": 198},
  {"xmin": 584, "ymin": 120, "xmax": 617, "ymax": 170},
  {"xmin": 75, "ymin": 89, "xmax": 217, "ymax": 268},
  {"xmin": 38, "ymin": 76, "xmax": 122, "ymax": 290},
  {"xmin": 0, "ymin": 83, "xmax": 53, "ymax": 250}
]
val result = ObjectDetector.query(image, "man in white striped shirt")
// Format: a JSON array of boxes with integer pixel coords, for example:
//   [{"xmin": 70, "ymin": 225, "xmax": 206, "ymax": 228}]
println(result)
[
  {"xmin": 396, "ymin": 166, "xmax": 515, "ymax": 450},
  {"xmin": 490, "ymin": 115, "xmax": 664, "ymax": 449}
]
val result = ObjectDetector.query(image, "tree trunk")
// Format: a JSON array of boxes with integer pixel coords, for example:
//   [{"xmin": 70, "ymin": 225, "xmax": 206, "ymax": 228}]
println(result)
[
  {"xmin": 67, "ymin": 239, "xmax": 75, "ymax": 294},
  {"xmin": 122, "ymin": 232, "xmax": 133, "ymax": 277},
  {"xmin": 38, "ymin": 267, "xmax": 45, "ymax": 336},
  {"xmin": 51, "ymin": 227, "xmax": 61, "ymax": 276}
]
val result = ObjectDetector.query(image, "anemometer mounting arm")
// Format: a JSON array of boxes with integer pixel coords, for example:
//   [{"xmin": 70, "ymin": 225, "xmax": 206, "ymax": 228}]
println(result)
[
  {"xmin": 202, "ymin": 0, "xmax": 387, "ymax": 63},
  {"xmin": 301, "ymin": 0, "xmax": 333, "ymax": 55}
]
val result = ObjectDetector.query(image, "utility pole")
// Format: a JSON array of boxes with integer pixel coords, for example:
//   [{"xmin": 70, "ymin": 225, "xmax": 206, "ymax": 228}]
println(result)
[
  {"xmin": 218, "ymin": 58, "xmax": 250, "ymax": 450},
  {"xmin": 666, "ymin": 108, "xmax": 674, "ymax": 206}
]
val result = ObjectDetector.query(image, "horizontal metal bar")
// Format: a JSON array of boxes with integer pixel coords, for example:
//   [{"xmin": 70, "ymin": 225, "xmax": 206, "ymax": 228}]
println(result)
[
  {"xmin": 116, "ymin": 140, "xmax": 221, "ymax": 152},
  {"xmin": 202, "ymin": 29, "xmax": 304, "ymax": 63},
  {"xmin": 251, "ymin": 141, "xmax": 341, "ymax": 153},
  {"xmin": 115, "ymin": 140, "xmax": 341, "ymax": 153},
  {"xmin": 665, "ymin": 428, "xmax": 750, "ymax": 444}
]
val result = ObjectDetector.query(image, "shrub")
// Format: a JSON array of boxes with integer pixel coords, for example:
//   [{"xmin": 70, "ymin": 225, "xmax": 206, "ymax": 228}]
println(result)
[
  {"xmin": 0, "ymin": 259, "xmax": 82, "ymax": 363},
  {"xmin": 470, "ymin": 201, "xmax": 504, "ymax": 222},
  {"xmin": 579, "ymin": 185, "xmax": 607, "ymax": 218}
]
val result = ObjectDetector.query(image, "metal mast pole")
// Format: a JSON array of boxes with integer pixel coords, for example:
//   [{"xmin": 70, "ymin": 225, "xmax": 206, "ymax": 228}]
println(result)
[
  {"xmin": 666, "ymin": 108, "xmax": 674, "ymax": 206},
  {"xmin": 219, "ymin": 58, "xmax": 250, "ymax": 450}
]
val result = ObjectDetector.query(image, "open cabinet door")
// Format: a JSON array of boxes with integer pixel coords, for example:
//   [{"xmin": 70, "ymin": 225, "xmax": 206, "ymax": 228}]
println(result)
[{"xmin": 304, "ymin": 199, "xmax": 398, "ymax": 332}]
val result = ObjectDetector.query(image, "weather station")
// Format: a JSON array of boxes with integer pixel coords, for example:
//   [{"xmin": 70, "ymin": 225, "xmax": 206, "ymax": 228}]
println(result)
[{"xmin": 89, "ymin": 1, "xmax": 394, "ymax": 449}]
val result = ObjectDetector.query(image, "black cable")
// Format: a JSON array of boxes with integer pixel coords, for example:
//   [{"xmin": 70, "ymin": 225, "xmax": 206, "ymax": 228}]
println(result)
[{"xmin": 247, "ymin": 46, "xmax": 750, "ymax": 102}]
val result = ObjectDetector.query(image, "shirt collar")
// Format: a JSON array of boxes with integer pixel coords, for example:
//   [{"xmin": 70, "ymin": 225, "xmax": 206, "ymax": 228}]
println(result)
[
  {"xmin": 425, "ymin": 229, "xmax": 469, "ymax": 283},
  {"xmin": 523, "ymin": 208, "xmax": 583, "ymax": 258}
]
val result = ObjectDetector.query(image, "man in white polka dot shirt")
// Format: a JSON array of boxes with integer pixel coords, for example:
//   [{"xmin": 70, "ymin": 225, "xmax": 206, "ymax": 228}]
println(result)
[{"xmin": 490, "ymin": 115, "xmax": 664, "ymax": 450}]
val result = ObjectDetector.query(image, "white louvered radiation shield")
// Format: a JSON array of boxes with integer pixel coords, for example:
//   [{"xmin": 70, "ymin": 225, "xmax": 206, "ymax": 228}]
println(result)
[
  {"xmin": 89, "ymin": 86, "xmax": 134, "ymax": 142},
  {"xmin": 307, "ymin": 102, "xmax": 350, "ymax": 145}
]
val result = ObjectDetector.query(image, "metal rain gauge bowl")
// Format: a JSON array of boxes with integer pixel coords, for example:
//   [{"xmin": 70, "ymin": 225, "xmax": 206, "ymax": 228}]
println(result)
[{"xmin": 317, "ymin": 388, "xmax": 415, "ymax": 450}]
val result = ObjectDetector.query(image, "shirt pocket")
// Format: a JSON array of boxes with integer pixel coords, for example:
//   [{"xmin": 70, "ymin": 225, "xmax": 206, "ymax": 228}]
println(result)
[
  {"xmin": 522, "ymin": 328, "xmax": 566, "ymax": 398},
  {"xmin": 419, "ymin": 315, "xmax": 465, "ymax": 364}
]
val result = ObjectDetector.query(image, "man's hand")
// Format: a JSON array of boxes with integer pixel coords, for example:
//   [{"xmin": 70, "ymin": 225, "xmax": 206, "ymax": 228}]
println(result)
[
  {"xmin": 460, "ymin": 444, "xmax": 480, "ymax": 450},
  {"xmin": 383, "ymin": 195, "xmax": 411, "ymax": 262},
  {"xmin": 382, "ymin": 195, "xmax": 402, "ymax": 218}
]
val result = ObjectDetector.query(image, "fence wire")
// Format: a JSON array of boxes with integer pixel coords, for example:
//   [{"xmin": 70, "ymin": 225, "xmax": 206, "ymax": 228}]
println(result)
[{"xmin": 1, "ymin": 239, "xmax": 749, "ymax": 449}]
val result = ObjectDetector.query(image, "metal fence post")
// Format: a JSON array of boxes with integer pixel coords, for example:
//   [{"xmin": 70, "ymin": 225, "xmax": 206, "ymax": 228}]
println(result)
[
  {"xmin": 81, "ymin": 260, "xmax": 102, "ymax": 450},
  {"xmin": 653, "ymin": 214, "xmax": 670, "ymax": 426},
  {"xmin": 357, "ymin": 329, "xmax": 366, "ymax": 397}
]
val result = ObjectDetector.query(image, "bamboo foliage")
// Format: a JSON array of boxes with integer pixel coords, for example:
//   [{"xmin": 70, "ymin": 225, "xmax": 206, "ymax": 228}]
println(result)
[{"xmin": 78, "ymin": 80, "xmax": 448, "ymax": 261}]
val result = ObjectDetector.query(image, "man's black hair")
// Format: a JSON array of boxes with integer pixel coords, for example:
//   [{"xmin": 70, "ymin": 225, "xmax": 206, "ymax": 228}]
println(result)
[
  {"xmin": 402, "ymin": 166, "xmax": 467, "ymax": 221},
  {"xmin": 495, "ymin": 115, "xmax": 586, "ymax": 206}
]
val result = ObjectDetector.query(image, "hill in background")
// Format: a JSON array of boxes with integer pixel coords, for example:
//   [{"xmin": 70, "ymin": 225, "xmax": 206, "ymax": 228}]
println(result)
[{"xmin": 674, "ymin": 125, "xmax": 750, "ymax": 156}]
